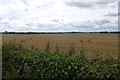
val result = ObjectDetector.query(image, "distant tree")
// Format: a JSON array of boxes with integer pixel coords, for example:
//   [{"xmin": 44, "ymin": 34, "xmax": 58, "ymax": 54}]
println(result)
[{"xmin": 5, "ymin": 31, "xmax": 7, "ymax": 33}]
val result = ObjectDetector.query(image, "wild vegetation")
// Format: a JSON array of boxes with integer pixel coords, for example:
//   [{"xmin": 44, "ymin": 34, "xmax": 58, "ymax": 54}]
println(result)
[{"xmin": 2, "ymin": 42, "xmax": 120, "ymax": 79}]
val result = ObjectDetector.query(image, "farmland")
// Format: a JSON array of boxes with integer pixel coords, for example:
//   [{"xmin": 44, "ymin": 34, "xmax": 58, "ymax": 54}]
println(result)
[
  {"xmin": 2, "ymin": 33, "xmax": 120, "ymax": 79},
  {"xmin": 2, "ymin": 33, "xmax": 118, "ymax": 59}
]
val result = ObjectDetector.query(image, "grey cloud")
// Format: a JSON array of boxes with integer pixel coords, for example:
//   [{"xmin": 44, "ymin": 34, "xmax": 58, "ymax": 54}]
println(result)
[
  {"xmin": 68, "ymin": 19, "xmax": 117, "ymax": 32},
  {"xmin": 104, "ymin": 12, "xmax": 120, "ymax": 16},
  {"xmin": 95, "ymin": 19, "xmax": 111, "ymax": 25},
  {"xmin": 76, "ymin": 22, "xmax": 93, "ymax": 29},
  {"xmin": 35, "ymin": 23, "xmax": 79, "ymax": 32},
  {"xmin": 52, "ymin": 19, "xmax": 63, "ymax": 24},
  {"xmin": 35, "ymin": 23, "xmax": 56, "ymax": 32},
  {"xmin": 0, "ymin": 18, "xmax": 31, "ymax": 32},
  {"xmin": 63, "ymin": 0, "xmax": 118, "ymax": 3},
  {"xmin": 0, "ymin": 22, "xmax": 15, "ymax": 32},
  {"xmin": 52, "ymin": 20, "xmax": 60, "ymax": 22},
  {"xmin": 93, "ymin": 19, "xmax": 118, "ymax": 31},
  {"xmin": 95, "ymin": 2, "xmax": 110, "ymax": 7},
  {"xmin": 66, "ymin": 21, "xmax": 94, "ymax": 32},
  {"xmin": 93, "ymin": 25, "xmax": 118, "ymax": 32},
  {"xmin": 36, "ymin": 23, "xmax": 53, "ymax": 27},
  {"xmin": 19, "ymin": 0, "xmax": 30, "ymax": 6},
  {"xmin": 0, "ymin": 19, "xmax": 117, "ymax": 32},
  {"xmin": 64, "ymin": 1, "xmax": 111, "ymax": 9},
  {"xmin": 0, "ymin": 17, "xmax": 2, "ymax": 20},
  {"xmin": 97, "ymin": 0, "xmax": 118, "ymax": 2},
  {"xmin": 25, "ymin": 22, "xmax": 34, "ymax": 26},
  {"xmin": 24, "ymin": 8, "xmax": 29, "ymax": 12},
  {"xmin": 65, "ymin": 2, "xmax": 93, "ymax": 8}
]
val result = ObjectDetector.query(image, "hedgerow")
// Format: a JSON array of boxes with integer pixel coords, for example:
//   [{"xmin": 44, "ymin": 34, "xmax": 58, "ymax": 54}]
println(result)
[{"xmin": 2, "ymin": 43, "xmax": 120, "ymax": 79}]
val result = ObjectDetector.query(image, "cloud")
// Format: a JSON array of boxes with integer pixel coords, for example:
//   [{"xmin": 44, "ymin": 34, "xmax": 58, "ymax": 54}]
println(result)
[
  {"xmin": 19, "ymin": 0, "xmax": 30, "ymax": 6},
  {"xmin": 64, "ymin": 2, "xmax": 93, "ymax": 8},
  {"xmin": 0, "ymin": 0, "xmax": 118, "ymax": 32},
  {"xmin": 104, "ymin": 12, "xmax": 120, "ymax": 16},
  {"xmin": 64, "ymin": 1, "xmax": 114, "ymax": 10},
  {"xmin": 65, "ymin": 0, "xmax": 118, "ymax": 2},
  {"xmin": 96, "ymin": 0, "xmax": 118, "ymax": 2},
  {"xmin": 95, "ymin": 19, "xmax": 111, "ymax": 25},
  {"xmin": 93, "ymin": 19, "xmax": 118, "ymax": 31}
]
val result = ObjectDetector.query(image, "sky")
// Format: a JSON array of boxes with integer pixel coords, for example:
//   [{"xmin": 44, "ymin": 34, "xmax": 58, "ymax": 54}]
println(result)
[{"xmin": 0, "ymin": 0, "xmax": 119, "ymax": 32}]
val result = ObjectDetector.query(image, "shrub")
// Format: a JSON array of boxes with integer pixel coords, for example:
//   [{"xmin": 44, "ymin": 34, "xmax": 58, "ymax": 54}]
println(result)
[{"xmin": 2, "ymin": 43, "xmax": 120, "ymax": 79}]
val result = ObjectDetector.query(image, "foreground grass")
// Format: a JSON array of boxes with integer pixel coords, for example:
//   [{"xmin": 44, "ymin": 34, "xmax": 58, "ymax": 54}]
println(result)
[{"xmin": 2, "ymin": 43, "xmax": 120, "ymax": 79}]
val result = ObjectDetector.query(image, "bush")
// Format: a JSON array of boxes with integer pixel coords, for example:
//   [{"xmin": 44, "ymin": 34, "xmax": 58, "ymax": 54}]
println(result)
[{"xmin": 2, "ymin": 43, "xmax": 120, "ymax": 79}]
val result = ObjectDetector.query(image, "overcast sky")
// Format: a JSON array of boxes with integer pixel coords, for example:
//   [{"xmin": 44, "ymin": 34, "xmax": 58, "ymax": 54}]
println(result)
[{"xmin": 0, "ymin": 0, "xmax": 119, "ymax": 32}]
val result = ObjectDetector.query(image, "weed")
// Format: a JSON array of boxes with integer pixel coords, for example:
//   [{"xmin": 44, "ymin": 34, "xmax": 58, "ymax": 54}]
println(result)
[
  {"xmin": 45, "ymin": 42, "xmax": 50, "ymax": 53},
  {"xmin": 80, "ymin": 40, "xmax": 83, "ymax": 43},
  {"xmin": 68, "ymin": 43, "xmax": 75, "ymax": 56},
  {"xmin": 54, "ymin": 44, "xmax": 60, "ymax": 54}
]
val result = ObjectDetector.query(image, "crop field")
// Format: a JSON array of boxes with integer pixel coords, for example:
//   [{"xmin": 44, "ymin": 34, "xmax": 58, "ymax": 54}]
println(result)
[
  {"xmin": 2, "ymin": 33, "xmax": 118, "ymax": 59},
  {"xmin": 2, "ymin": 33, "xmax": 120, "ymax": 79}
]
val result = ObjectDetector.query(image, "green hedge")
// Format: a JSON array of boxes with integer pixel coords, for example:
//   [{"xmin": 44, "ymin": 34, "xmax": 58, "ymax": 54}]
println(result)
[{"xmin": 2, "ymin": 43, "xmax": 120, "ymax": 79}]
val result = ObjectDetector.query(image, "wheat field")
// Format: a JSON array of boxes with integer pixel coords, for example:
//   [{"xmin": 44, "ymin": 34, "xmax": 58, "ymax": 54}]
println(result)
[{"xmin": 2, "ymin": 33, "xmax": 118, "ymax": 59}]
